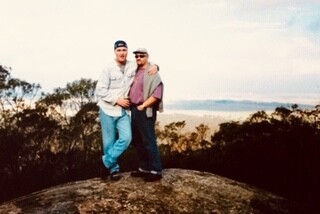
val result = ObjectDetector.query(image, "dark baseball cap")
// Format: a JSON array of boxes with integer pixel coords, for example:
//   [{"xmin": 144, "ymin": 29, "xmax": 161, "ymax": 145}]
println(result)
[{"xmin": 114, "ymin": 40, "xmax": 127, "ymax": 49}]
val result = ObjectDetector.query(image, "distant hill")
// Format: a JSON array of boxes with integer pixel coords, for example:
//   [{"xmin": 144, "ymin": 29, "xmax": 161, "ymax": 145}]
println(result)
[{"xmin": 165, "ymin": 99, "xmax": 314, "ymax": 112}]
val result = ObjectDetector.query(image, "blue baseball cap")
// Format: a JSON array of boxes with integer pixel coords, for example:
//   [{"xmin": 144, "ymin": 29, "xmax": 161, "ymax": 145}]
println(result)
[{"xmin": 114, "ymin": 40, "xmax": 127, "ymax": 49}]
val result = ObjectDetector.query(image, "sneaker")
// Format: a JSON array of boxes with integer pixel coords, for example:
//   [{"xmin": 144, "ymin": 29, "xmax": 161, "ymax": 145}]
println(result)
[
  {"xmin": 100, "ymin": 164, "xmax": 110, "ymax": 180},
  {"xmin": 130, "ymin": 170, "xmax": 149, "ymax": 178},
  {"xmin": 110, "ymin": 171, "xmax": 122, "ymax": 181},
  {"xmin": 144, "ymin": 173, "xmax": 163, "ymax": 182}
]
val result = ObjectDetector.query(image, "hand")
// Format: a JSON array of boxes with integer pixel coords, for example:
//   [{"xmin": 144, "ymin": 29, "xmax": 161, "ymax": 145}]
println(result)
[
  {"xmin": 147, "ymin": 64, "xmax": 158, "ymax": 75},
  {"xmin": 137, "ymin": 104, "xmax": 145, "ymax": 111},
  {"xmin": 117, "ymin": 98, "xmax": 131, "ymax": 108}
]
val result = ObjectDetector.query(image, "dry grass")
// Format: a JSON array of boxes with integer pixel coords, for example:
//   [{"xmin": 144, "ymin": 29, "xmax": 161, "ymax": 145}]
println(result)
[{"xmin": 157, "ymin": 111, "xmax": 253, "ymax": 135}]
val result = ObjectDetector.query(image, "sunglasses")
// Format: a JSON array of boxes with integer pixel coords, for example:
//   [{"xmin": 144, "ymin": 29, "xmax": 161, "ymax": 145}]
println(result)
[{"xmin": 135, "ymin": 54, "xmax": 146, "ymax": 59}]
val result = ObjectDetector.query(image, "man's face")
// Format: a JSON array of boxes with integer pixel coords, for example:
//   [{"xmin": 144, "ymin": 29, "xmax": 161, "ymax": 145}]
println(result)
[
  {"xmin": 135, "ymin": 53, "xmax": 148, "ymax": 67},
  {"xmin": 115, "ymin": 47, "xmax": 128, "ymax": 64}
]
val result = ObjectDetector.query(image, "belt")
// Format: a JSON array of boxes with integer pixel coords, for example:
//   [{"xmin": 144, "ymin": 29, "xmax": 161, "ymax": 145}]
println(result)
[{"xmin": 131, "ymin": 103, "xmax": 143, "ymax": 107}]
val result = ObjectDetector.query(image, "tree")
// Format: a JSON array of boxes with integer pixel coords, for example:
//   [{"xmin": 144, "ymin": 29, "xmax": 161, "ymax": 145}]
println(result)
[
  {"xmin": 37, "ymin": 78, "xmax": 97, "ymax": 124},
  {"xmin": 65, "ymin": 78, "xmax": 97, "ymax": 112},
  {"xmin": 3, "ymin": 78, "xmax": 41, "ymax": 112},
  {"xmin": 0, "ymin": 65, "xmax": 11, "ymax": 127},
  {"xmin": 210, "ymin": 104, "xmax": 320, "ymax": 206},
  {"xmin": 158, "ymin": 121, "xmax": 186, "ymax": 153},
  {"xmin": 37, "ymin": 87, "xmax": 71, "ymax": 124},
  {"xmin": 0, "ymin": 65, "xmax": 10, "ymax": 89},
  {"xmin": 0, "ymin": 66, "xmax": 42, "ymax": 127}
]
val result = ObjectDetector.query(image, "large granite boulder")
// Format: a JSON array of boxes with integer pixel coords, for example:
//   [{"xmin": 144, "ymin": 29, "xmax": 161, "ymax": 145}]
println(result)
[{"xmin": 0, "ymin": 169, "xmax": 304, "ymax": 213}]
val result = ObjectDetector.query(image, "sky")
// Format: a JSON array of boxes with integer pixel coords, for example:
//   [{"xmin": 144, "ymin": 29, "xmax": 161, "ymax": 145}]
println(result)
[{"xmin": 1, "ymin": 0, "xmax": 320, "ymax": 105}]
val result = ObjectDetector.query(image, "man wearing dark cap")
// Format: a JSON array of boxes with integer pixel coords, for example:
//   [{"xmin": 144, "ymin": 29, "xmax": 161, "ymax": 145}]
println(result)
[
  {"xmin": 129, "ymin": 48, "xmax": 164, "ymax": 182},
  {"xmin": 95, "ymin": 40, "xmax": 158, "ymax": 181}
]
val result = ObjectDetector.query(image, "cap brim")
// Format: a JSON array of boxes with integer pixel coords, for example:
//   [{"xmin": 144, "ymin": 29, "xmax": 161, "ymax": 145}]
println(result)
[{"xmin": 133, "ymin": 51, "xmax": 147, "ymax": 54}]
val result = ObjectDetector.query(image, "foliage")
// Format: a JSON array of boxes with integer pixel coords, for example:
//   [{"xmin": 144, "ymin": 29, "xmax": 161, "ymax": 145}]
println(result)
[
  {"xmin": 0, "ymin": 65, "xmax": 10, "ymax": 90},
  {"xmin": 157, "ymin": 121, "xmax": 212, "ymax": 154},
  {"xmin": 1, "ymin": 65, "xmax": 319, "ymax": 209},
  {"xmin": 0, "ymin": 66, "xmax": 101, "ymax": 202},
  {"xmin": 210, "ymin": 105, "xmax": 320, "ymax": 206}
]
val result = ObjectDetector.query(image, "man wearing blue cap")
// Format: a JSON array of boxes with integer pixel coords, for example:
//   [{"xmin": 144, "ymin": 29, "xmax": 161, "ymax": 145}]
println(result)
[{"xmin": 95, "ymin": 40, "xmax": 158, "ymax": 181}]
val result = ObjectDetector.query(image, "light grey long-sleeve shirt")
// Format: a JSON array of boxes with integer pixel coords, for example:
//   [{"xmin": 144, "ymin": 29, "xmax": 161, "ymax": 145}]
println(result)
[{"xmin": 95, "ymin": 59, "xmax": 136, "ymax": 117}]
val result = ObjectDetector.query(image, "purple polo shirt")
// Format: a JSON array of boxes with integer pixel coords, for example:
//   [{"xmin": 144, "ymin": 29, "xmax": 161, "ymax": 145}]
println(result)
[{"xmin": 129, "ymin": 69, "xmax": 163, "ymax": 104}]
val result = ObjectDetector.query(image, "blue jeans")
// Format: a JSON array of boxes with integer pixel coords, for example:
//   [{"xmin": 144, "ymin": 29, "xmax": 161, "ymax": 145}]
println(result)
[
  {"xmin": 99, "ymin": 108, "xmax": 132, "ymax": 173},
  {"xmin": 131, "ymin": 106, "xmax": 162, "ymax": 174}
]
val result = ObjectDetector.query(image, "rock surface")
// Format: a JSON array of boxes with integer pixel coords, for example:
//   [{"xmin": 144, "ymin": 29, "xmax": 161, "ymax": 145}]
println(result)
[{"xmin": 0, "ymin": 169, "xmax": 302, "ymax": 213}]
